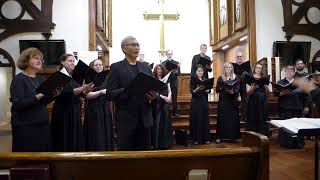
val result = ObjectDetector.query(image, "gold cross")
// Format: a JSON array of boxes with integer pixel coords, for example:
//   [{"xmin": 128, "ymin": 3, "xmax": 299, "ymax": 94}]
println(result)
[{"xmin": 143, "ymin": 0, "xmax": 180, "ymax": 57}]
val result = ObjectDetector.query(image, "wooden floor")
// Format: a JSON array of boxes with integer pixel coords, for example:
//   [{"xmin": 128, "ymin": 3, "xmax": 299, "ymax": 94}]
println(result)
[{"xmin": 0, "ymin": 126, "xmax": 316, "ymax": 180}]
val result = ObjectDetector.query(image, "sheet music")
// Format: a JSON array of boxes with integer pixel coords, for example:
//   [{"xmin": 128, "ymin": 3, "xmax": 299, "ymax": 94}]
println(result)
[
  {"xmin": 161, "ymin": 71, "xmax": 172, "ymax": 83},
  {"xmin": 270, "ymin": 118, "xmax": 320, "ymax": 134}
]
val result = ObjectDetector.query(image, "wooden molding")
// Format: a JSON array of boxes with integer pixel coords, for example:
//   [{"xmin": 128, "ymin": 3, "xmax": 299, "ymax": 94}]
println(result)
[
  {"xmin": 212, "ymin": 28, "xmax": 248, "ymax": 51},
  {"xmin": 0, "ymin": 0, "xmax": 55, "ymax": 42},
  {"xmin": 281, "ymin": 0, "xmax": 320, "ymax": 41},
  {"xmin": 0, "ymin": 48, "xmax": 15, "ymax": 78}
]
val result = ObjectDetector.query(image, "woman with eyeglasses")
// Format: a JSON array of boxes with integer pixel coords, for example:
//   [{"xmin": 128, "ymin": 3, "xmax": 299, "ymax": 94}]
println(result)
[
  {"xmin": 10, "ymin": 48, "xmax": 57, "ymax": 152},
  {"xmin": 83, "ymin": 59, "xmax": 113, "ymax": 151},
  {"xmin": 245, "ymin": 63, "xmax": 272, "ymax": 136},
  {"xmin": 51, "ymin": 54, "xmax": 94, "ymax": 152},
  {"xmin": 215, "ymin": 62, "xmax": 240, "ymax": 143}
]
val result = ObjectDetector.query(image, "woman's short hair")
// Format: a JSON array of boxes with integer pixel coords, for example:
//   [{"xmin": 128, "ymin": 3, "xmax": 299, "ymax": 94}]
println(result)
[
  {"xmin": 253, "ymin": 62, "xmax": 264, "ymax": 76},
  {"xmin": 285, "ymin": 65, "xmax": 295, "ymax": 72},
  {"xmin": 58, "ymin": 54, "xmax": 74, "ymax": 70},
  {"xmin": 17, "ymin": 47, "xmax": 43, "ymax": 70},
  {"xmin": 89, "ymin": 59, "xmax": 104, "ymax": 69}
]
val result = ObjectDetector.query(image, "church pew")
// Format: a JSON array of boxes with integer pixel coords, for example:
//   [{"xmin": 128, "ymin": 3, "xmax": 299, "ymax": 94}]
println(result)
[{"xmin": 0, "ymin": 131, "xmax": 269, "ymax": 180}]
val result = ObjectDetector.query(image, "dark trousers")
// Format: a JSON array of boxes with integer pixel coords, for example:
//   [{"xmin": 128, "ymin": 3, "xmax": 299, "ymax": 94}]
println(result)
[
  {"xmin": 170, "ymin": 84, "xmax": 178, "ymax": 115},
  {"xmin": 117, "ymin": 120, "xmax": 151, "ymax": 151}
]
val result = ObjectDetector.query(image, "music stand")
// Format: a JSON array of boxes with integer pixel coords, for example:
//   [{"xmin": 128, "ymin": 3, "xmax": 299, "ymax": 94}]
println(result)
[
  {"xmin": 269, "ymin": 119, "xmax": 320, "ymax": 180},
  {"xmin": 298, "ymin": 128, "xmax": 320, "ymax": 180}
]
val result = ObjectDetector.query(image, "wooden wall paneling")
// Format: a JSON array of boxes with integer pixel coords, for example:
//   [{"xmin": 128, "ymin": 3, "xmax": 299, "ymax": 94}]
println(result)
[{"xmin": 177, "ymin": 74, "xmax": 191, "ymax": 101}]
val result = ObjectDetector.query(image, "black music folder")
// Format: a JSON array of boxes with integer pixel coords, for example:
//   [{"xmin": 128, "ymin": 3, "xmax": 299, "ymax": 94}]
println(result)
[
  {"xmin": 197, "ymin": 56, "xmax": 211, "ymax": 68},
  {"xmin": 243, "ymin": 72, "xmax": 270, "ymax": 86},
  {"xmin": 232, "ymin": 61, "xmax": 251, "ymax": 75},
  {"xmin": 126, "ymin": 72, "xmax": 165, "ymax": 96},
  {"xmin": 72, "ymin": 60, "xmax": 96, "ymax": 85},
  {"xmin": 36, "ymin": 71, "xmax": 71, "ymax": 96},
  {"xmin": 149, "ymin": 63, "xmax": 154, "ymax": 69},
  {"xmin": 272, "ymin": 81, "xmax": 296, "ymax": 91},
  {"xmin": 191, "ymin": 76, "xmax": 214, "ymax": 90},
  {"xmin": 85, "ymin": 70, "xmax": 109, "ymax": 88},
  {"xmin": 219, "ymin": 78, "xmax": 240, "ymax": 90},
  {"xmin": 165, "ymin": 60, "xmax": 179, "ymax": 71},
  {"xmin": 73, "ymin": 60, "xmax": 108, "ymax": 87}
]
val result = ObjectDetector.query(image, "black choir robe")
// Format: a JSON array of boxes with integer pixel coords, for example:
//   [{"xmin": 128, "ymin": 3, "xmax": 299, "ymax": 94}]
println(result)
[
  {"xmin": 274, "ymin": 78, "xmax": 311, "ymax": 119},
  {"xmin": 106, "ymin": 59, "xmax": 154, "ymax": 150},
  {"xmin": 83, "ymin": 94, "xmax": 113, "ymax": 151},
  {"xmin": 152, "ymin": 84, "xmax": 173, "ymax": 150},
  {"xmin": 246, "ymin": 82, "xmax": 269, "ymax": 136},
  {"xmin": 216, "ymin": 76, "xmax": 241, "ymax": 140},
  {"xmin": 51, "ymin": 80, "xmax": 83, "ymax": 152},
  {"xmin": 161, "ymin": 59, "xmax": 180, "ymax": 115},
  {"xmin": 189, "ymin": 77, "xmax": 210, "ymax": 144},
  {"xmin": 311, "ymin": 88, "xmax": 320, "ymax": 106},
  {"xmin": 10, "ymin": 73, "xmax": 53, "ymax": 152},
  {"xmin": 191, "ymin": 54, "xmax": 211, "ymax": 79}
]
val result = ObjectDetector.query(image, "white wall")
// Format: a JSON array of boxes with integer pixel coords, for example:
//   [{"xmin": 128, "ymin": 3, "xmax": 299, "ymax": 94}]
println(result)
[
  {"xmin": 110, "ymin": 0, "xmax": 212, "ymax": 73},
  {"xmin": 255, "ymin": 0, "xmax": 320, "ymax": 62},
  {"xmin": 0, "ymin": 0, "xmax": 89, "ymax": 123}
]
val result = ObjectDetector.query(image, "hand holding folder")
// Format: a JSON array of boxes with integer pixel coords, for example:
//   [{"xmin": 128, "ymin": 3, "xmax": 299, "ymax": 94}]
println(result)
[
  {"xmin": 126, "ymin": 72, "xmax": 165, "ymax": 96},
  {"xmin": 232, "ymin": 61, "xmax": 251, "ymax": 75},
  {"xmin": 218, "ymin": 78, "xmax": 240, "ymax": 90},
  {"xmin": 197, "ymin": 57, "xmax": 212, "ymax": 68},
  {"xmin": 165, "ymin": 60, "xmax": 179, "ymax": 71},
  {"xmin": 271, "ymin": 81, "xmax": 296, "ymax": 91},
  {"xmin": 243, "ymin": 72, "xmax": 270, "ymax": 86},
  {"xmin": 72, "ymin": 60, "xmax": 109, "ymax": 87},
  {"xmin": 36, "ymin": 70, "xmax": 71, "ymax": 96},
  {"xmin": 191, "ymin": 76, "xmax": 214, "ymax": 90}
]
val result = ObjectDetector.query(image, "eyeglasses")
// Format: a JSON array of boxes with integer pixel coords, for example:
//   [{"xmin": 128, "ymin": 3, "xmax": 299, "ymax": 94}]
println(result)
[{"xmin": 125, "ymin": 43, "xmax": 140, "ymax": 47}]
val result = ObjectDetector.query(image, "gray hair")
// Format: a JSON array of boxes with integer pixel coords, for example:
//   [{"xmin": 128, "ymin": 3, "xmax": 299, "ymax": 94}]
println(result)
[
  {"xmin": 236, "ymin": 47, "xmax": 244, "ymax": 55},
  {"xmin": 165, "ymin": 49, "xmax": 173, "ymax": 55},
  {"xmin": 121, "ymin": 36, "xmax": 137, "ymax": 50},
  {"xmin": 200, "ymin": 44, "xmax": 207, "ymax": 48}
]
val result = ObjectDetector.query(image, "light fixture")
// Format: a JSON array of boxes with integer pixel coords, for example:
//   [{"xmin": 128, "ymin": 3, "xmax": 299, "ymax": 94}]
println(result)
[
  {"xmin": 222, "ymin": 45, "xmax": 229, "ymax": 50},
  {"xmin": 240, "ymin": 35, "xmax": 248, "ymax": 42},
  {"xmin": 97, "ymin": 45, "xmax": 102, "ymax": 51}
]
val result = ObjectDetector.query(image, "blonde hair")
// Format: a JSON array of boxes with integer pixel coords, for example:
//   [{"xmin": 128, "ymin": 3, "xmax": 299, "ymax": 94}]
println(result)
[
  {"xmin": 17, "ymin": 47, "xmax": 43, "ymax": 70},
  {"xmin": 223, "ymin": 62, "xmax": 236, "ymax": 80}
]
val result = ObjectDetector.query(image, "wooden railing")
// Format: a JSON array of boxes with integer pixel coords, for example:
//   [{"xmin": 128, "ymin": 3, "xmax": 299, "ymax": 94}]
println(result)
[{"xmin": 0, "ymin": 131, "xmax": 269, "ymax": 180}]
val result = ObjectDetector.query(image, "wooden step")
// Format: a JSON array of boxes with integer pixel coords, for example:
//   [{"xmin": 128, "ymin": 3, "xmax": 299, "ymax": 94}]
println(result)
[
  {"xmin": 171, "ymin": 114, "xmax": 244, "ymax": 122},
  {"xmin": 172, "ymin": 120, "xmax": 246, "ymax": 130}
]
